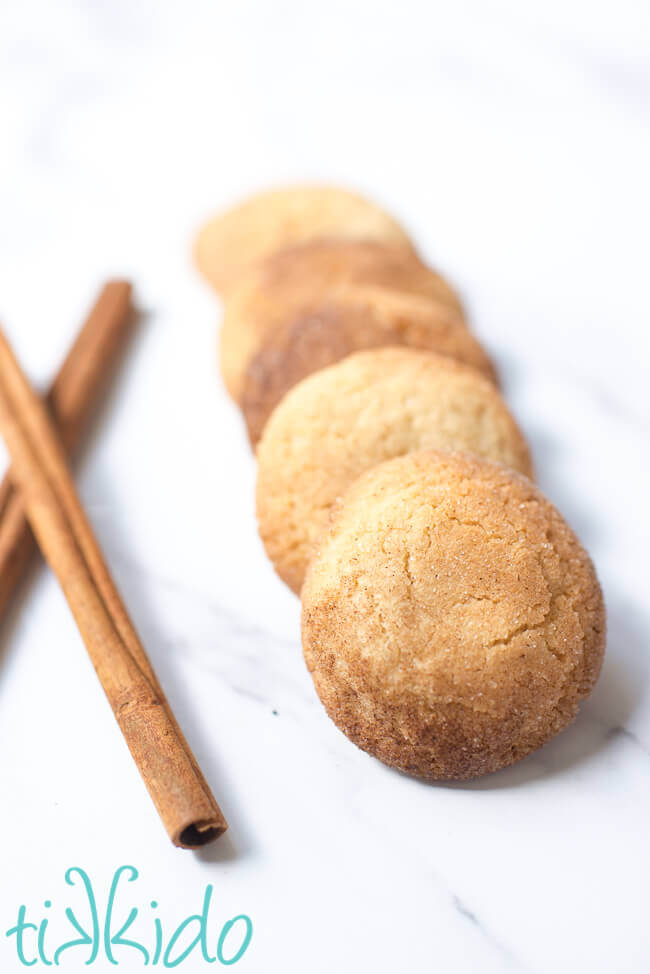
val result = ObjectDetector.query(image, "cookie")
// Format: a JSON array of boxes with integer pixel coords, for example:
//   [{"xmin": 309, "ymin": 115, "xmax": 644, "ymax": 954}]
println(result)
[
  {"xmin": 257, "ymin": 348, "xmax": 532, "ymax": 593},
  {"xmin": 194, "ymin": 186, "xmax": 414, "ymax": 292},
  {"xmin": 238, "ymin": 285, "xmax": 497, "ymax": 444},
  {"xmin": 219, "ymin": 238, "xmax": 466, "ymax": 404},
  {"xmin": 234, "ymin": 238, "xmax": 465, "ymax": 315},
  {"xmin": 302, "ymin": 451, "xmax": 605, "ymax": 780}
]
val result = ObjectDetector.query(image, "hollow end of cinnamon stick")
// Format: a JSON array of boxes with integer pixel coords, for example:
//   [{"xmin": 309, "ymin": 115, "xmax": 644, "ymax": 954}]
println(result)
[
  {"xmin": 0, "ymin": 324, "xmax": 229, "ymax": 850},
  {"xmin": 175, "ymin": 818, "xmax": 228, "ymax": 849}
]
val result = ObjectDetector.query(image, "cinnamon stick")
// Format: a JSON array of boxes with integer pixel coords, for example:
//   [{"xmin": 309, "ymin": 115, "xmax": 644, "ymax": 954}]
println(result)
[
  {"xmin": 0, "ymin": 281, "xmax": 133, "ymax": 618},
  {"xmin": 0, "ymin": 327, "xmax": 227, "ymax": 848}
]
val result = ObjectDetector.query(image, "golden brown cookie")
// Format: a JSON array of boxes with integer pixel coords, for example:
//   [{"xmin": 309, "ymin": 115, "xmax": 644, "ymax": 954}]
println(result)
[
  {"xmin": 257, "ymin": 349, "xmax": 532, "ymax": 594},
  {"xmin": 234, "ymin": 238, "xmax": 464, "ymax": 315},
  {"xmin": 194, "ymin": 186, "xmax": 414, "ymax": 292},
  {"xmin": 302, "ymin": 451, "xmax": 605, "ymax": 780},
  {"xmin": 239, "ymin": 286, "xmax": 496, "ymax": 444},
  {"xmin": 219, "ymin": 238, "xmax": 466, "ymax": 404}
]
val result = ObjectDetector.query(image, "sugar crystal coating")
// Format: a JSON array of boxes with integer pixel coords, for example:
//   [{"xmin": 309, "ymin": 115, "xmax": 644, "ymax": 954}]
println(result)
[{"xmin": 301, "ymin": 451, "xmax": 605, "ymax": 780}]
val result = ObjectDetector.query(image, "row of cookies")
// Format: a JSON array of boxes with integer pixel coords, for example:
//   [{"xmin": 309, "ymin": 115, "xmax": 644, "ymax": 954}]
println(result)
[{"xmin": 196, "ymin": 186, "xmax": 605, "ymax": 780}]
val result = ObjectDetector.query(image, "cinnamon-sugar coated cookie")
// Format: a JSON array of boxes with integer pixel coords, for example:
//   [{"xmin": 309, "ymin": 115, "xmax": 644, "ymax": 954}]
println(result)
[
  {"xmin": 257, "ymin": 349, "xmax": 531, "ymax": 593},
  {"xmin": 233, "ymin": 239, "xmax": 465, "ymax": 316},
  {"xmin": 302, "ymin": 451, "xmax": 605, "ymax": 780},
  {"xmin": 230, "ymin": 285, "xmax": 495, "ymax": 444},
  {"xmin": 194, "ymin": 186, "xmax": 414, "ymax": 292},
  {"xmin": 219, "ymin": 238, "xmax": 467, "ymax": 405}
]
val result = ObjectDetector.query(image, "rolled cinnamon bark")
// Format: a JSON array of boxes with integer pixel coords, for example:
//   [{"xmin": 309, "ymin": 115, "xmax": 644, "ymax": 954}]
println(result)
[
  {"xmin": 0, "ymin": 281, "xmax": 133, "ymax": 617},
  {"xmin": 0, "ymin": 327, "xmax": 227, "ymax": 848}
]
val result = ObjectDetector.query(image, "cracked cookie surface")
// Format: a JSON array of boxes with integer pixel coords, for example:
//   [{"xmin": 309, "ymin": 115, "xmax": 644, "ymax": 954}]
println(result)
[
  {"xmin": 301, "ymin": 451, "xmax": 605, "ymax": 779},
  {"xmin": 257, "ymin": 348, "xmax": 531, "ymax": 593}
]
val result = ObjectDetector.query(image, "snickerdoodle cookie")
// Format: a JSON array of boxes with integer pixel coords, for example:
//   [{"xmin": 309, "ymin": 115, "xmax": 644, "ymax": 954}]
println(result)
[
  {"xmin": 257, "ymin": 349, "xmax": 531, "ymax": 593},
  {"xmin": 302, "ymin": 451, "xmax": 605, "ymax": 780},
  {"xmin": 229, "ymin": 285, "xmax": 496, "ymax": 444},
  {"xmin": 194, "ymin": 186, "xmax": 414, "ymax": 292},
  {"xmin": 229, "ymin": 238, "xmax": 465, "ymax": 317},
  {"xmin": 220, "ymin": 238, "xmax": 466, "ymax": 405}
]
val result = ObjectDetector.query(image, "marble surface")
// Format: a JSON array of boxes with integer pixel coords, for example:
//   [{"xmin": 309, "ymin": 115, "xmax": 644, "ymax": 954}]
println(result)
[{"xmin": 1, "ymin": 1, "xmax": 649, "ymax": 971}]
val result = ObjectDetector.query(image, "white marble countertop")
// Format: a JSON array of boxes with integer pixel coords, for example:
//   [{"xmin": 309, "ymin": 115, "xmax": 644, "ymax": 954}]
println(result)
[{"xmin": 1, "ymin": 1, "xmax": 649, "ymax": 971}]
